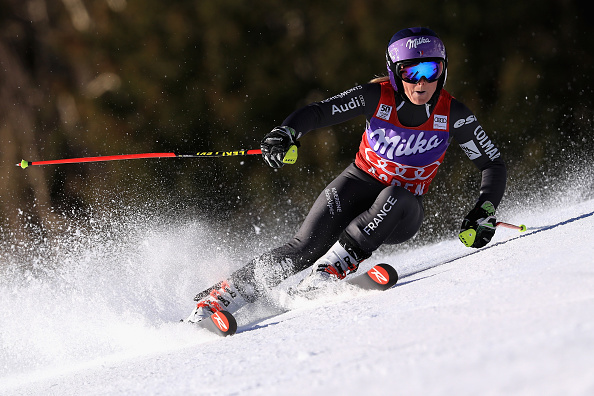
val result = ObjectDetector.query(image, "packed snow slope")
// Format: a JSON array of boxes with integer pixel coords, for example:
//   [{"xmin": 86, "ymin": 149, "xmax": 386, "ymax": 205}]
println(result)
[{"xmin": 1, "ymin": 194, "xmax": 593, "ymax": 395}]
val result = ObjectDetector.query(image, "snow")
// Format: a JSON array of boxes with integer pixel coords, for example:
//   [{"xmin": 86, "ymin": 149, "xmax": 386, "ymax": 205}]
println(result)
[{"xmin": 1, "ymin": 196, "xmax": 594, "ymax": 396}]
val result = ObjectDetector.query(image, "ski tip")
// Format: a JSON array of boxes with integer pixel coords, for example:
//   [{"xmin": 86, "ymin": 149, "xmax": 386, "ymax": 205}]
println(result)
[
  {"xmin": 367, "ymin": 263, "xmax": 399, "ymax": 289},
  {"xmin": 349, "ymin": 263, "xmax": 399, "ymax": 291},
  {"xmin": 199, "ymin": 310, "xmax": 238, "ymax": 337}
]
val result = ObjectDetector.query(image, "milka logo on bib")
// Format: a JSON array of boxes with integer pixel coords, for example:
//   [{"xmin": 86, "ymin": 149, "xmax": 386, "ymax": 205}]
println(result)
[{"xmin": 369, "ymin": 128, "xmax": 443, "ymax": 160}]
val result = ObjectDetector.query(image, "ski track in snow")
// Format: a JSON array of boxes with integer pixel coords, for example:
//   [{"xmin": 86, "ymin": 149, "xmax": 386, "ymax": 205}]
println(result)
[{"xmin": 1, "ymin": 197, "xmax": 594, "ymax": 396}]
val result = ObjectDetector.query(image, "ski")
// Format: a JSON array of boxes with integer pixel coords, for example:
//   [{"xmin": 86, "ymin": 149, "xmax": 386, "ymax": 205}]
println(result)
[
  {"xmin": 196, "ymin": 310, "xmax": 238, "ymax": 337},
  {"xmin": 187, "ymin": 263, "xmax": 398, "ymax": 337},
  {"xmin": 288, "ymin": 262, "xmax": 399, "ymax": 298},
  {"xmin": 347, "ymin": 263, "xmax": 399, "ymax": 290}
]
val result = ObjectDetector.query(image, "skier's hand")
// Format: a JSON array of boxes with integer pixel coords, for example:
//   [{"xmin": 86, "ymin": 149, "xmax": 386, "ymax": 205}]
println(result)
[
  {"xmin": 261, "ymin": 126, "xmax": 299, "ymax": 168},
  {"xmin": 459, "ymin": 201, "xmax": 497, "ymax": 248}
]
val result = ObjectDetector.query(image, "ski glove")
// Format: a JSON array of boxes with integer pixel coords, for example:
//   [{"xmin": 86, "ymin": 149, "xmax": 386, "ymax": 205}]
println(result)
[
  {"xmin": 459, "ymin": 201, "xmax": 497, "ymax": 248},
  {"xmin": 261, "ymin": 126, "xmax": 299, "ymax": 168}
]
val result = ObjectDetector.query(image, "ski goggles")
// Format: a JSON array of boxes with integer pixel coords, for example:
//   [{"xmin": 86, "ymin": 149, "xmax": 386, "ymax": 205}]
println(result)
[{"xmin": 397, "ymin": 60, "xmax": 444, "ymax": 84}]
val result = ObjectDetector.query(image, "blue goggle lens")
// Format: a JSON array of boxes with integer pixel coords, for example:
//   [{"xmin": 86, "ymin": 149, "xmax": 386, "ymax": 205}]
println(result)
[{"xmin": 398, "ymin": 61, "xmax": 444, "ymax": 83}]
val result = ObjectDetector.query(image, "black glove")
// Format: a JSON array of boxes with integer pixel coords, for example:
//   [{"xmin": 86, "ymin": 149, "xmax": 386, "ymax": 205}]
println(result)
[
  {"xmin": 261, "ymin": 126, "xmax": 299, "ymax": 168},
  {"xmin": 459, "ymin": 201, "xmax": 497, "ymax": 248}
]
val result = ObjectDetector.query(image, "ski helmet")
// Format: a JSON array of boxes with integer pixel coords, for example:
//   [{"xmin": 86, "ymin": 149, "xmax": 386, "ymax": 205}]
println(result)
[{"xmin": 386, "ymin": 27, "xmax": 448, "ymax": 100}]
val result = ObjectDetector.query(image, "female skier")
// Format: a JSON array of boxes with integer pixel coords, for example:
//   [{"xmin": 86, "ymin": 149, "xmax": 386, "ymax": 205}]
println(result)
[{"xmin": 187, "ymin": 27, "xmax": 507, "ymax": 323}]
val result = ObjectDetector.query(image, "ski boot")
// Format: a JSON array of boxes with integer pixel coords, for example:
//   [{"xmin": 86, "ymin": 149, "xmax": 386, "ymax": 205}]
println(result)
[
  {"xmin": 296, "ymin": 238, "xmax": 371, "ymax": 292},
  {"xmin": 185, "ymin": 280, "xmax": 247, "ymax": 323}
]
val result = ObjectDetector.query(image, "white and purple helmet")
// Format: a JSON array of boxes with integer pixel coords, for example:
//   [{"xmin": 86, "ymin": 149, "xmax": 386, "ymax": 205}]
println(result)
[{"xmin": 386, "ymin": 27, "xmax": 448, "ymax": 99}]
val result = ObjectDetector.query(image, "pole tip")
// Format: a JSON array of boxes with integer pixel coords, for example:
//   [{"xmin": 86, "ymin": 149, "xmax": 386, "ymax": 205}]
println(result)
[
  {"xmin": 18, "ymin": 160, "xmax": 30, "ymax": 169},
  {"xmin": 519, "ymin": 224, "xmax": 527, "ymax": 232}
]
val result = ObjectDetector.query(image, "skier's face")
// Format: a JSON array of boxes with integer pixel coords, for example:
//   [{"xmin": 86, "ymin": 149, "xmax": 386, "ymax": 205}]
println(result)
[{"xmin": 402, "ymin": 78, "xmax": 437, "ymax": 105}]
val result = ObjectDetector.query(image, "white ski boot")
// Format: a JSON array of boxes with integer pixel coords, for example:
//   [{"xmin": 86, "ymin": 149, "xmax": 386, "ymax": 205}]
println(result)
[
  {"xmin": 186, "ymin": 280, "xmax": 247, "ymax": 323},
  {"xmin": 296, "ymin": 240, "xmax": 369, "ymax": 292}
]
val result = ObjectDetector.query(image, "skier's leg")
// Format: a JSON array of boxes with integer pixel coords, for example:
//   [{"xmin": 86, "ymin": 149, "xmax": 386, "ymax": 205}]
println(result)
[
  {"xmin": 187, "ymin": 165, "xmax": 379, "ymax": 321},
  {"xmin": 188, "ymin": 168, "xmax": 421, "ymax": 320},
  {"xmin": 230, "ymin": 164, "xmax": 383, "ymax": 300},
  {"xmin": 299, "ymin": 185, "xmax": 423, "ymax": 288},
  {"xmin": 343, "ymin": 185, "xmax": 424, "ymax": 251}
]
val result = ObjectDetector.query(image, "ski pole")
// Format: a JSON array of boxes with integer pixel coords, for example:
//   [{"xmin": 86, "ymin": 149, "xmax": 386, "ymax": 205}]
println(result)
[
  {"xmin": 16, "ymin": 145, "xmax": 298, "ymax": 169},
  {"xmin": 496, "ymin": 221, "xmax": 527, "ymax": 232}
]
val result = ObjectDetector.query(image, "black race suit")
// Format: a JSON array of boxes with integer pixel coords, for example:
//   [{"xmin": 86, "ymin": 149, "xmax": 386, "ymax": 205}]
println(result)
[{"xmin": 227, "ymin": 81, "xmax": 506, "ymax": 302}]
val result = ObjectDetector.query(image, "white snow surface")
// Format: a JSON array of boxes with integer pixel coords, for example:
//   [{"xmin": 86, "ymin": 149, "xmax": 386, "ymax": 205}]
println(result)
[{"xmin": 1, "ymin": 196, "xmax": 594, "ymax": 396}]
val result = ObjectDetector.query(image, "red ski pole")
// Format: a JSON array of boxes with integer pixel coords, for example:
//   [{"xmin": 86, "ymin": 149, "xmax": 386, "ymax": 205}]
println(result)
[
  {"xmin": 496, "ymin": 222, "xmax": 527, "ymax": 232},
  {"xmin": 16, "ymin": 149, "xmax": 263, "ymax": 169},
  {"xmin": 460, "ymin": 220, "xmax": 528, "ymax": 247},
  {"xmin": 17, "ymin": 144, "xmax": 300, "ymax": 169}
]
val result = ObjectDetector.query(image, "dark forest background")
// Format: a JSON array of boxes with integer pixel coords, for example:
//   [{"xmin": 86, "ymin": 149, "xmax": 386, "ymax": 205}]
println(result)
[{"xmin": 1, "ymin": 0, "xmax": 593, "ymax": 247}]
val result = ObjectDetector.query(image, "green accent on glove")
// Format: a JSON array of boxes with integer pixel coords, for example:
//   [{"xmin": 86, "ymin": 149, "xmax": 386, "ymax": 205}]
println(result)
[
  {"xmin": 459, "ymin": 200, "xmax": 497, "ymax": 248},
  {"xmin": 458, "ymin": 228, "xmax": 476, "ymax": 247},
  {"xmin": 480, "ymin": 201, "xmax": 496, "ymax": 216},
  {"xmin": 282, "ymin": 145, "xmax": 298, "ymax": 164}
]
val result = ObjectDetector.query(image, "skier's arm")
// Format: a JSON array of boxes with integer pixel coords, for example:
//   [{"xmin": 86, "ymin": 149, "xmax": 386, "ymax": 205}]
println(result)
[
  {"xmin": 450, "ymin": 100, "xmax": 507, "ymax": 208},
  {"xmin": 280, "ymin": 83, "xmax": 381, "ymax": 138}
]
